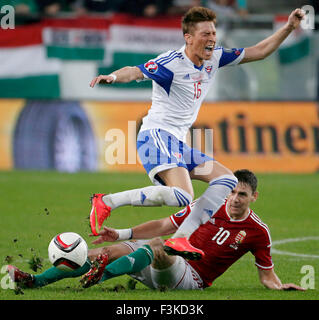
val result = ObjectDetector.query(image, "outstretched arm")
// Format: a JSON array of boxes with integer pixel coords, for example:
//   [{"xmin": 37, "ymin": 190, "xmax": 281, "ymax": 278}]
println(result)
[
  {"xmin": 240, "ymin": 8, "xmax": 305, "ymax": 64},
  {"xmin": 90, "ymin": 66, "xmax": 144, "ymax": 87},
  {"xmin": 258, "ymin": 268, "xmax": 306, "ymax": 291},
  {"xmin": 91, "ymin": 217, "xmax": 176, "ymax": 244}
]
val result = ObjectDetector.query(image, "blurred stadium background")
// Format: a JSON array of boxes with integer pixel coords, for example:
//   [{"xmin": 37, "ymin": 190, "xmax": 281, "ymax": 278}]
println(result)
[{"xmin": 0, "ymin": 0, "xmax": 318, "ymax": 174}]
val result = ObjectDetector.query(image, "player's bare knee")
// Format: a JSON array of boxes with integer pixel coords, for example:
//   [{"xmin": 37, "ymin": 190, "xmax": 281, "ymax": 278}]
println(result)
[
  {"xmin": 101, "ymin": 246, "xmax": 112, "ymax": 256},
  {"xmin": 148, "ymin": 237, "xmax": 165, "ymax": 260},
  {"xmin": 221, "ymin": 167, "xmax": 234, "ymax": 177},
  {"xmin": 148, "ymin": 237, "xmax": 164, "ymax": 251},
  {"xmin": 214, "ymin": 162, "xmax": 234, "ymax": 177},
  {"xmin": 152, "ymin": 251, "xmax": 176, "ymax": 269},
  {"xmin": 185, "ymin": 188, "xmax": 194, "ymax": 201},
  {"xmin": 101, "ymin": 244, "xmax": 131, "ymax": 262},
  {"xmin": 148, "ymin": 238, "xmax": 175, "ymax": 269}
]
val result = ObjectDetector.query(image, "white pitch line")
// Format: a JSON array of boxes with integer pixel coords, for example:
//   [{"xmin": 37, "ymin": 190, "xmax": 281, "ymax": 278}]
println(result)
[{"xmin": 271, "ymin": 236, "xmax": 319, "ymax": 259}]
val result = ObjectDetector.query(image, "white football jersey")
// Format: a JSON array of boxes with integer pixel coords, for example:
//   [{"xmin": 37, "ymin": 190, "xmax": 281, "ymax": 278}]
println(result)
[{"xmin": 137, "ymin": 45, "xmax": 245, "ymax": 141}]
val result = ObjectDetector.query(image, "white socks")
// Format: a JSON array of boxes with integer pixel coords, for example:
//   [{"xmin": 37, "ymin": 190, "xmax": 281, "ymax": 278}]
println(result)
[
  {"xmin": 103, "ymin": 185, "xmax": 193, "ymax": 210},
  {"xmin": 172, "ymin": 174, "xmax": 238, "ymax": 238},
  {"xmin": 101, "ymin": 174, "xmax": 238, "ymax": 240}
]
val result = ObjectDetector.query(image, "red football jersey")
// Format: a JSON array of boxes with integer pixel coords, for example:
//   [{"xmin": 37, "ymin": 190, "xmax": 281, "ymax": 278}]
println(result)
[{"xmin": 170, "ymin": 201, "xmax": 274, "ymax": 288}]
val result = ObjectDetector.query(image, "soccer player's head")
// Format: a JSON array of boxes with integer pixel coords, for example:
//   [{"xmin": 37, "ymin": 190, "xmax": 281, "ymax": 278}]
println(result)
[
  {"xmin": 182, "ymin": 7, "xmax": 217, "ymax": 61},
  {"xmin": 227, "ymin": 169, "xmax": 258, "ymax": 217},
  {"xmin": 234, "ymin": 169, "xmax": 258, "ymax": 194},
  {"xmin": 182, "ymin": 7, "xmax": 217, "ymax": 35}
]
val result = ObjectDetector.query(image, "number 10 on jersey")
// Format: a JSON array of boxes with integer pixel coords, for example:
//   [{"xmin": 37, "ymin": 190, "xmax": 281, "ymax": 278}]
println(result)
[{"xmin": 212, "ymin": 227, "xmax": 230, "ymax": 245}]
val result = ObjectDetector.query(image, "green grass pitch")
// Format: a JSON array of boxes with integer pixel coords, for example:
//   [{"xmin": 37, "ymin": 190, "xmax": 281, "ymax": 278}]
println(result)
[{"xmin": 0, "ymin": 170, "xmax": 318, "ymax": 301}]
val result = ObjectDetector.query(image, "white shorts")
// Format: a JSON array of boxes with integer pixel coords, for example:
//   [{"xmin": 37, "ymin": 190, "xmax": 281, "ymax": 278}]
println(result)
[
  {"xmin": 123, "ymin": 240, "xmax": 204, "ymax": 290},
  {"xmin": 136, "ymin": 129, "xmax": 214, "ymax": 185}
]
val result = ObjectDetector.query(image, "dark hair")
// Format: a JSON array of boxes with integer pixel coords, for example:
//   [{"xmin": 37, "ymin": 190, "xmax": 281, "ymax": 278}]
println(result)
[
  {"xmin": 234, "ymin": 169, "xmax": 258, "ymax": 193},
  {"xmin": 182, "ymin": 6, "xmax": 217, "ymax": 35}
]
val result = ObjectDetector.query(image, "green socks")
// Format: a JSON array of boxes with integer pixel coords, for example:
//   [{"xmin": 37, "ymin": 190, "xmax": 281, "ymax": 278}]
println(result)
[
  {"xmin": 33, "ymin": 259, "xmax": 91, "ymax": 288},
  {"xmin": 100, "ymin": 245, "xmax": 154, "ymax": 282},
  {"xmin": 32, "ymin": 244, "xmax": 154, "ymax": 287}
]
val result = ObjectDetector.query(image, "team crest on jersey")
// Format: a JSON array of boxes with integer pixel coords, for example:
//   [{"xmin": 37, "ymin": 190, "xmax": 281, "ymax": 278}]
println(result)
[
  {"xmin": 175, "ymin": 207, "xmax": 187, "ymax": 217},
  {"xmin": 205, "ymin": 65, "xmax": 213, "ymax": 73},
  {"xmin": 144, "ymin": 61, "xmax": 158, "ymax": 74},
  {"xmin": 229, "ymin": 230, "xmax": 246, "ymax": 250}
]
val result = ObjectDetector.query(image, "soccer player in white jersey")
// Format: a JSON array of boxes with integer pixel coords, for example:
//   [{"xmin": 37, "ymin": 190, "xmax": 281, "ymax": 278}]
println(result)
[{"xmin": 89, "ymin": 7, "xmax": 305, "ymax": 259}]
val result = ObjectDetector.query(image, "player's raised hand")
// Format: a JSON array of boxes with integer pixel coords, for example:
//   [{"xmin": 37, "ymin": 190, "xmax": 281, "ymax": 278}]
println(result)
[
  {"xmin": 91, "ymin": 226, "xmax": 119, "ymax": 244},
  {"xmin": 287, "ymin": 8, "xmax": 305, "ymax": 29},
  {"xmin": 90, "ymin": 74, "xmax": 116, "ymax": 87},
  {"xmin": 281, "ymin": 283, "xmax": 306, "ymax": 291}
]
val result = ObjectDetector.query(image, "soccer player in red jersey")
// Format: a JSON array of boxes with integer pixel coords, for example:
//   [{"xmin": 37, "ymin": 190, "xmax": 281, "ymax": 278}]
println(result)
[
  {"xmin": 8, "ymin": 170, "xmax": 304, "ymax": 291},
  {"xmin": 80, "ymin": 169, "xmax": 304, "ymax": 290}
]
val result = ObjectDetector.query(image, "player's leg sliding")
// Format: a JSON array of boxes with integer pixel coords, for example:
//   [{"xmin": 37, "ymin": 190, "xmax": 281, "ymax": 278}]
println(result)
[
  {"xmin": 164, "ymin": 174, "xmax": 238, "ymax": 260},
  {"xmin": 90, "ymin": 186, "xmax": 192, "ymax": 235},
  {"xmin": 80, "ymin": 254, "xmax": 109, "ymax": 288},
  {"xmin": 7, "ymin": 259, "xmax": 92, "ymax": 289},
  {"xmin": 7, "ymin": 265, "xmax": 35, "ymax": 288},
  {"xmin": 103, "ymin": 186, "xmax": 192, "ymax": 208},
  {"xmin": 81, "ymin": 245, "xmax": 154, "ymax": 288},
  {"xmin": 33, "ymin": 259, "xmax": 92, "ymax": 287}
]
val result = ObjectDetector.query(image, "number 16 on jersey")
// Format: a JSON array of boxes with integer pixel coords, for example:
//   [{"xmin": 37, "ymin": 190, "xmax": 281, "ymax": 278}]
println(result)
[{"xmin": 194, "ymin": 82, "xmax": 202, "ymax": 100}]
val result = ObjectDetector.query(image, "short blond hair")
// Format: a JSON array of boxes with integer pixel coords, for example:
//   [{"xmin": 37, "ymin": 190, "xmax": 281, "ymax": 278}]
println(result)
[{"xmin": 182, "ymin": 6, "xmax": 217, "ymax": 35}]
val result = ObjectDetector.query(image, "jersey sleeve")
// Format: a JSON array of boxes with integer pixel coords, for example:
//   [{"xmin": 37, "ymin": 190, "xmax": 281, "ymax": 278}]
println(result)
[
  {"xmin": 136, "ymin": 51, "xmax": 175, "ymax": 95},
  {"xmin": 217, "ymin": 47, "xmax": 245, "ymax": 68},
  {"xmin": 250, "ymin": 230, "xmax": 274, "ymax": 270},
  {"xmin": 169, "ymin": 203, "xmax": 192, "ymax": 228}
]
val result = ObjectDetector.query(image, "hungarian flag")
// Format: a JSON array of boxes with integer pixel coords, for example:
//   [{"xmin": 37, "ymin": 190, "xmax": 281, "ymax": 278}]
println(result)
[
  {"xmin": 0, "ymin": 14, "xmax": 183, "ymax": 98},
  {"xmin": 42, "ymin": 16, "xmax": 110, "ymax": 61},
  {"xmin": 0, "ymin": 23, "xmax": 61, "ymax": 98},
  {"xmin": 0, "ymin": 17, "xmax": 110, "ymax": 99}
]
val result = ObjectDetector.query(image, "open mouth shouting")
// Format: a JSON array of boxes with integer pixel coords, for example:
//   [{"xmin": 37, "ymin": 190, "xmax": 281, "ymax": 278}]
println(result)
[
  {"xmin": 203, "ymin": 44, "xmax": 215, "ymax": 58},
  {"xmin": 205, "ymin": 45, "xmax": 214, "ymax": 52}
]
